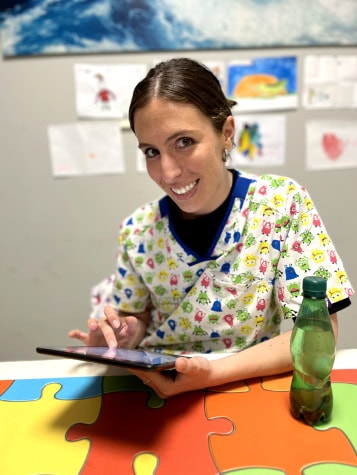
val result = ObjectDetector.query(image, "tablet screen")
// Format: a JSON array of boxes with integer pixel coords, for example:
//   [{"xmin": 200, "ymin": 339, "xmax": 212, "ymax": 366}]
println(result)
[{"xmin": 36, "ymin": 345, "xmax": 179, "ymax": 371}]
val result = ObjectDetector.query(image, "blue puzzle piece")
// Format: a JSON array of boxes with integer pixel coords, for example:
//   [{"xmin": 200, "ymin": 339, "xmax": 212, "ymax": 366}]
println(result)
[{"xmin": 0, "ymin": 376, "xmax": 103, "ymax": 401}]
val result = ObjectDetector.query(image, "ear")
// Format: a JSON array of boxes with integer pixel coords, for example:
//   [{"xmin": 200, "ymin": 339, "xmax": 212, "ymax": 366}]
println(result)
[{"xmin": 222, "ymin": 116, "xmax": 235, "ymax": 149}]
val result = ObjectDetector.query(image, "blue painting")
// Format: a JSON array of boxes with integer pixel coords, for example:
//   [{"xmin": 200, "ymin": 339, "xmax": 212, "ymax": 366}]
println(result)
[{"xmin": 1, "ymin": 0, "xmax": 356, "ymax": 57}]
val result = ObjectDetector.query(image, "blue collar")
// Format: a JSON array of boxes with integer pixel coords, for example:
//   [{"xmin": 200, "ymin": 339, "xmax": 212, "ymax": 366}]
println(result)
[{"xmin": 159, "ymin": 170, "xmax": 255, "ymax": 217}]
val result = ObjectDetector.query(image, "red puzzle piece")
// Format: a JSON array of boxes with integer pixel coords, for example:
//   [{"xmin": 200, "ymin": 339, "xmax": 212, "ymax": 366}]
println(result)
[{"xmin": 67, "ymin": 390, "xmax": 232, "ymax": 474}]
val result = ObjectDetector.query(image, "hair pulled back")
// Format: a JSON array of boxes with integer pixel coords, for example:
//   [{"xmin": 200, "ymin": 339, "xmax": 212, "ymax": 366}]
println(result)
[{"xmin": 128, "ymin": 58, "xmax": 236, "ymax": 133}]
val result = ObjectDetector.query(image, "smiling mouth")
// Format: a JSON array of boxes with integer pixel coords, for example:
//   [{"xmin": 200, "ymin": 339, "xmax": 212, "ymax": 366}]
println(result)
[{"xmin": 171, "ymin": 179, "xmax": 199, "ymax": 195}]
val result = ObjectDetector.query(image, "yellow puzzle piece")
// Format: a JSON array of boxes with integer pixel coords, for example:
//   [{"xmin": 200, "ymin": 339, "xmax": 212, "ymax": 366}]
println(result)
[{"xmin": 0, "ymin": 382, "xmax": 101, "ymax": 475}]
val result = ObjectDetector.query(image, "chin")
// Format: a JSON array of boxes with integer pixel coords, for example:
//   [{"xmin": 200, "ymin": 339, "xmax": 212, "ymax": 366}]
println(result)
[{"xmin": 177, "ymin": 203, "xmax": 203, "ymax": 218}]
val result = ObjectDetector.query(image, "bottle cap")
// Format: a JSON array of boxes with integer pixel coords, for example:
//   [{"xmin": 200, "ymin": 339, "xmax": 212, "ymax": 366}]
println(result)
[{"xmin": 302, "ymin": 276, "xmax": 327, "ymax": 298}]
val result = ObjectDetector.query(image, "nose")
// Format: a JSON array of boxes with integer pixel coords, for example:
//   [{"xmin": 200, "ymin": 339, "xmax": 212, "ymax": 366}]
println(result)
[{"xmin": 160, "ymin": 152, "xmax": 182, "ymax": 183}]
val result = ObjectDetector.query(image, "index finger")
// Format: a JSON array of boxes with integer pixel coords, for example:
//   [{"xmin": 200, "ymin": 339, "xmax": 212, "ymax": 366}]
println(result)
[
  {"xmin": 104, "ymin": 305, "xmax": 121, "ymax": 330},
  {"xmin": 97, "ymin": 315, "xmax": 118, "ymax": 348}
]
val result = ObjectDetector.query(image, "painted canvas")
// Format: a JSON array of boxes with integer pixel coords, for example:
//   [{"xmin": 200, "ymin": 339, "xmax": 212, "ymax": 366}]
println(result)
[{"xmin": 1, "ymin": 0, "xmax": 356, "ymax": 57}]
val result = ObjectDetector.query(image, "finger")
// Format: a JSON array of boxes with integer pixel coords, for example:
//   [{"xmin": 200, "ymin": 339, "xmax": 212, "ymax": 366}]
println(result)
[
  {"xmin": 176, "ymin": 356, "xmax": 209, "ymax": 375},
  {"xmin": 129, "ymin": 369, "xmax": 147, "ymax": 380},
  {"xmin": 104, "ymin": 305, "xmax": 121, "ymax": 330},
  {"xmin": 67, "ymin": 329, "xmax": 89, "ymax": 345},
  {"xmin": 87, "ymin": 318, "xmax": 99, "ymax": 331},
  {"xmin": 129, "ymin": 369, "xmax": 155, "ymax": 386},
  {"xmin": 97, "ymin": 315, "xmax": 118, "ymax": 348},
  {"xmin": 68, "ymin": 329, "xmax": 82, "ymax": 339}
]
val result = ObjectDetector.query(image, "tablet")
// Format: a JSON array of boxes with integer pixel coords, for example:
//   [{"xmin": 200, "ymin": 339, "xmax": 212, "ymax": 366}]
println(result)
[{"xmin": 36, "ymin": 345, "xmax": 179, "ymax": 371}]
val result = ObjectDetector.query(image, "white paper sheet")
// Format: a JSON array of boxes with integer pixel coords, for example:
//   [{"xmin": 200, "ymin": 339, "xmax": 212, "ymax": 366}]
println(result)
[
  {"xmin": 74, "ymin": 63, "xmax": 147, "ymax": 119},
  {"xmin": 204, "ymin": 60, "xmax": 226, "ymax": 91},
  {"xmin": 229, "ymin": 114, "xmax": 286, "ymax": 167},
  {"xmin": 303, "ymin": 55, "xmax": 357, "ymax": 109},
  {"xmin": 48, "ymin": 122, "xmax": 125, "ymax": 177},
  {"xmin": 136, "ymin": 149, "xmax": 147, "ymax": 174},
  {"xmin": 306, "ymin": 120, "xmax": 357, "ymax": 170}
]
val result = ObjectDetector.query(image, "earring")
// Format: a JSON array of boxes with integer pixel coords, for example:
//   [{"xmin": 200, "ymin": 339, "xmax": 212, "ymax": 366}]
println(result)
[{"xmin": 222, "ymin": 148, "xmax": 229, "ymax": 162}]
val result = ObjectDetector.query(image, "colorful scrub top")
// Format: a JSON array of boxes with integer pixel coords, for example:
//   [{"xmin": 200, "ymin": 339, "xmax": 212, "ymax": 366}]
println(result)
[{"xmin": 90, "ymin": 171, "xmax": 354, "ymax": 354}]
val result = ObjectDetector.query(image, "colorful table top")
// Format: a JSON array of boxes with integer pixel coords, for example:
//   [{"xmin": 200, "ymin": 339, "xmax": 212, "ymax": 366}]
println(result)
[{"xmin": 0, "ymin": 349, "xmax": 356, "ymax": 475}]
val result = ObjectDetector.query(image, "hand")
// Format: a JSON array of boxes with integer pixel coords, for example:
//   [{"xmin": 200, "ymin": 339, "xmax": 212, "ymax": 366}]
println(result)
[
  {"xmin": 68, "ymin": 305, "xmax": 147, "ymax": 349},
  {"xmin": 129, "ymin": 356, "xmax": 213, "ymax": 398}
]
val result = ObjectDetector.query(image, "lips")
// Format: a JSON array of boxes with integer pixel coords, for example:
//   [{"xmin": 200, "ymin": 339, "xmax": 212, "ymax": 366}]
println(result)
[{"xmin": 171, "ymin": 179, "xmax": 198, "ymax": 195}]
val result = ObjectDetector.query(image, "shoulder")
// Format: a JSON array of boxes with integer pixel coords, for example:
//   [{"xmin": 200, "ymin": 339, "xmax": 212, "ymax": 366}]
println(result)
[
  {"xmin": 240, "ymin": 172, "xmax": 310, "ymax": 209},
  {"xmin": 243, "ymin": 172, "xmax": 304, "ymax": 192},
  {"xmin": 119, "ymin": 199, "xmax": 163, "ymax": 236}
]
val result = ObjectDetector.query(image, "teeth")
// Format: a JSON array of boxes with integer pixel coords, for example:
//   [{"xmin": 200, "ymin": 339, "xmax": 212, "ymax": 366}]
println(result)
[{"xmin": 171, "ymin": 180, "xmax": 198, "ymax": 195}]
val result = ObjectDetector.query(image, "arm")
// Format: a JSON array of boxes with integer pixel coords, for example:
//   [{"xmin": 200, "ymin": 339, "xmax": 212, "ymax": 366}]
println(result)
[
  {"xmin": 204, "ymin": 312, "xmax": 338, "ymax": 385},
  {"xmin": 131, "ymin": 313, "xmax": 339, "ymax": 399}
]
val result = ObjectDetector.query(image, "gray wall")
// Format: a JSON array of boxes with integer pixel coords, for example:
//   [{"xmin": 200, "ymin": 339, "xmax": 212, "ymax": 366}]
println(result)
[{"xmin": 1, "ymin": 43, "xmax": 356, "ymax": 361}]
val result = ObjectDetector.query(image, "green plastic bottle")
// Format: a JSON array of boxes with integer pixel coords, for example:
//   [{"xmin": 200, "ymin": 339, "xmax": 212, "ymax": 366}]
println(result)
[{"xmin": 289, "ymin": 276, "xmax": 336, "ymax": 425}]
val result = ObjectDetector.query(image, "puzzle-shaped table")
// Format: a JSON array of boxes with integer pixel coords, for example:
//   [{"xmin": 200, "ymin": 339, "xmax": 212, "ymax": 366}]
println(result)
[{"xmin": 1, "ymin": 358, "xmax": 356, "ymax": 474}]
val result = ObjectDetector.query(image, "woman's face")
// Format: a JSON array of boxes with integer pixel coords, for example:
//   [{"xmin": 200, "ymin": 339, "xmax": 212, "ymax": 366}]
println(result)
[{"xmin": 133, "ymin": 98, "xmax": 234, "ymax": 217}]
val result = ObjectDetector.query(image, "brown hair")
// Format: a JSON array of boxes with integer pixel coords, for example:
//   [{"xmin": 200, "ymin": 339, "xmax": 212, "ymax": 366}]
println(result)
[{"xmin": 128, "ymin": 58, "xmax": 236, "ymax": 133}]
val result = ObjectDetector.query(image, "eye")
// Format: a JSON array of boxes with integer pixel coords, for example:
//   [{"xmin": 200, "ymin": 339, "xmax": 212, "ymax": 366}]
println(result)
[
  {"xmin": 143, "ymin": 147, "xmax": 159, "ymax": 159},
  {"xmin": 176, "ymin": 137, "xmax": 194, "ymax": 148}
]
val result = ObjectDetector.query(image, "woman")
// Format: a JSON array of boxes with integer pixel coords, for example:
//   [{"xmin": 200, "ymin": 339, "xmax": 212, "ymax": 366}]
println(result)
[{"xmin": 69, "ymin": 58, "xmax": 353, "ymax": 398}]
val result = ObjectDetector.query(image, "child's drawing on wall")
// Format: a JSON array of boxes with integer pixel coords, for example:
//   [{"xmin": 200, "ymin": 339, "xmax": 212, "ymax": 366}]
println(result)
[
  {"xmin": 228, "ymin": 56, "xmax": 298, "ymax": 112},
  {"xmin": 94, "ymin": 73, "xmax": 116, "ymax": 111},
  {"xmin": 74, "ymin": 63, "xmax": 147, "ymax": 120},
  {"xmin": 229, "ymin": 114, "xmax": 285, "ymax": 168},
  {"xmin": 306, "ymin": 120, "xmax": 357, "ymax": 170},
  {"xmin": 237, "ymin": 123, "xmax": 263, "ymax": 160}
]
